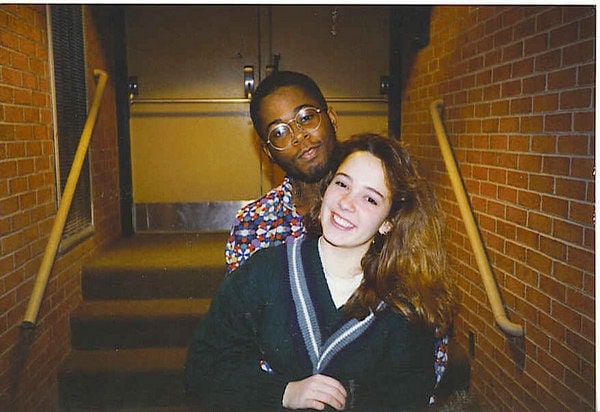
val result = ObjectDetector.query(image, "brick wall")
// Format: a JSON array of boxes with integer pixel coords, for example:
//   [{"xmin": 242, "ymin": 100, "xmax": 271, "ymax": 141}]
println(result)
[
  {"xmin": 401, "ymin": 6, "xmax": 595, "ymax": 410},
  {"xmin": 0, "ymin": 5, "xmax": 121, "ymax": 411}
]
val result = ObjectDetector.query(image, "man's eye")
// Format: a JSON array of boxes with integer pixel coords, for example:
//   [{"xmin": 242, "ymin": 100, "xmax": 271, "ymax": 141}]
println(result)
[
  {"xmin": 271, "ymin": 126, "xmax": 290, "ymax": 139},
  {"xmin": 298, "ymin": 112, "xmax": 314, "ymax": 124}
]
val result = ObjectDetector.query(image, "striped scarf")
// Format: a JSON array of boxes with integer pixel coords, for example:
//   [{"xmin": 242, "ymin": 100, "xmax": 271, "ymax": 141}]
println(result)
[{"xmin": 287, "ymin": 239, "xmax": 384, "ymax": 374}]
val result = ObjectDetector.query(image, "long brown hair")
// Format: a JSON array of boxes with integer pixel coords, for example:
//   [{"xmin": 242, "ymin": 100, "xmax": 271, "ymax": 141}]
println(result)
[{"xmin": 306, "ymin": 133, "xmax": 456, "ymax": 335}]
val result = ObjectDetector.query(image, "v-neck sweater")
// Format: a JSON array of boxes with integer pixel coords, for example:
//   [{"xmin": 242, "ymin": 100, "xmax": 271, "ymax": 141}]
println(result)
[{"xmin": 185, "ymin": 237, "xmax": 435, "ymax": 411}]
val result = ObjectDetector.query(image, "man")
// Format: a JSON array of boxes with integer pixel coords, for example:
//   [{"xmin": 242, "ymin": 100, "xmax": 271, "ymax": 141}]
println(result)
[
  {"xmin": 225, "ymin": 71, "xmax": 339, "ymax": 272},
  {"xmin": 223, "ymin": 71, "xmax": 448, "ymax": 404}
]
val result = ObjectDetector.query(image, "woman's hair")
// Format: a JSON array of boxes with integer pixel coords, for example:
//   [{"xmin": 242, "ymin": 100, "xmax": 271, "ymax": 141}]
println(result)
[
  {"xmin": 249, "ymin": 71, "xmax": 328, "ymax": 140},
  {"xmin": 306, "ymin": 133, "xmax": 457, "ymax": 335}
]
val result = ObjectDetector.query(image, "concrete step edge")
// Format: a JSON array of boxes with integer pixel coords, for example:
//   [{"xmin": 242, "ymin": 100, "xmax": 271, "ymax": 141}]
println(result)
[
  {"xmin": 71, "ymin": 298, "xmax": 212, "ymax": 321},
  {"xmin": 59, "ymin": 347, "xmax": 188, "ymax": 374}
]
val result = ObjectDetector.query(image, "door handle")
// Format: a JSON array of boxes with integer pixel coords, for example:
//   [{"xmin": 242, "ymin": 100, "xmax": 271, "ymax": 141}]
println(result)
[{"xmin": 244, "ymin": 66, "xmax": 254, "ymax": 99}]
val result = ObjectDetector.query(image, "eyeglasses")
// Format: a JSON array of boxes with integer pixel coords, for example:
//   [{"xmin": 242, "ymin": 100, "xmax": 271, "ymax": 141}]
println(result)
[{"xmin": 266, "ymin": 107, "xmax": 322, "ymax": 151}]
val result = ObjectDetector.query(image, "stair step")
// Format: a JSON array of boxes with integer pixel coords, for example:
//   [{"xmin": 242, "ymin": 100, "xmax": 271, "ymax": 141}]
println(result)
[
  {"xmin": 82, "ymin": 233, "xmax": 228, "ymax": 300},
  {"xmin": 58, "ymin": 348, "xmax": 190, "ymax": 409},
  {"xmin": 71, "ymin": 299, "xmax": 211, "ymax": 350}
]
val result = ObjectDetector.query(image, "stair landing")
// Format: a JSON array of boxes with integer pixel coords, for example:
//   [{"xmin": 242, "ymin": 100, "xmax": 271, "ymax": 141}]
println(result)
[{"xmin": 59, "ymin": 232, "xmax": 229, "ymax": 411}]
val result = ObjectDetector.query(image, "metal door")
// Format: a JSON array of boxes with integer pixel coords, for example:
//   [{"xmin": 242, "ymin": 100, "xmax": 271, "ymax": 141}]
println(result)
[{"xmin": 125, "ymin": 5, "xmax": 389, "ymax": 232}]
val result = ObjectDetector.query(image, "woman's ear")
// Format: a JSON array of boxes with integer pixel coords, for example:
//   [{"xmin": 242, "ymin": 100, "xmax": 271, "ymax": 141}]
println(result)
[{"xmin": 378, "ymin": 220, "xmax": 393, "ymax": 236}]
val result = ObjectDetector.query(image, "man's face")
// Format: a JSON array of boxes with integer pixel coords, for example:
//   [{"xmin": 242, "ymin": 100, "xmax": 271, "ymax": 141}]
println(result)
[{"xmin": 257, "ymin": 86, "xmax": 338, "ymax": 183}]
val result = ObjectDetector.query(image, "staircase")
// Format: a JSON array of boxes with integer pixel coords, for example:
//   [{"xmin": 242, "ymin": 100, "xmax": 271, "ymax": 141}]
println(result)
[
  {"xmin": 57, "ymin": 232, "xmax": 476, "ymax": 411},
  {"xmin": 58, "ymin": 232, "xmax": 229, "ymax": 411}
]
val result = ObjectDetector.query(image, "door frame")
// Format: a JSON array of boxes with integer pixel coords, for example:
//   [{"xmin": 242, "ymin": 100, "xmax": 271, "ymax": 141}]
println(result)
[{"xmin": 114, "ymin": 6, "xmax": 134, "ymax": 236}]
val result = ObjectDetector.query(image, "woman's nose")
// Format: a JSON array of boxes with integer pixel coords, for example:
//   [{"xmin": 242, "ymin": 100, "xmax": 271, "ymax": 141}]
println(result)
[{"xmin": 338, "ymin": 193, "xmax": 355, "ymax": 211}]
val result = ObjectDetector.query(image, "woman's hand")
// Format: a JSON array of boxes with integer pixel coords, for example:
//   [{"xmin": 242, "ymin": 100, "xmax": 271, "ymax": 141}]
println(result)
[{"xmin": 282, "ymin": 374, "xmax": 347, "ymax": 410}]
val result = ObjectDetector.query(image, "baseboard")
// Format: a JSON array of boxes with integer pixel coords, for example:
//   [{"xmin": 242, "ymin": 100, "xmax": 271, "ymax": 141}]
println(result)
[{"xmin": 133, "ymin": 201, "xmax": 250, "ymax": 232}]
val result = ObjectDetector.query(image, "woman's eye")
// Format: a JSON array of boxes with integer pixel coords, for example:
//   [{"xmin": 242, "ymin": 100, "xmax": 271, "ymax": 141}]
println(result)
[
  {"xmin": 366, "ymin": 197, "xmax": 379, "ymax": 206},
  {"xmin": 334, "ymin": 180, "xmax": 348, "ymax": 189}
]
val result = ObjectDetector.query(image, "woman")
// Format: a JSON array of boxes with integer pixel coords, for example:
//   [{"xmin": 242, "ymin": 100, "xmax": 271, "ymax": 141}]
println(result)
[{"xmin": 185, "ymin": 133, "xmax": 456, "ymax": 411}]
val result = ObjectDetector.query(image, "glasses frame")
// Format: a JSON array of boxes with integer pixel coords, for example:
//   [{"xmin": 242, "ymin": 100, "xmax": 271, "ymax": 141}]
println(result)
[{"xmin": 265, "ymin": 107, "xmax": 323, "ymax": 151}]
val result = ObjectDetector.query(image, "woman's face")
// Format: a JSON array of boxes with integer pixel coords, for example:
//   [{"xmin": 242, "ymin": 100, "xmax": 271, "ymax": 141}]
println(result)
[{"xmin": 320, "ymin": 151, "xmax": 392, "ymax": 251}]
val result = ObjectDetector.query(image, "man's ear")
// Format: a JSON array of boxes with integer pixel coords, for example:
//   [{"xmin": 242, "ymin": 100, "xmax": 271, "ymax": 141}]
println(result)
[
  {"xmin": 327, "ymin": 106, "xmax": 338, "ymax": 132},
  {"xmin": 262, "ymin": 144, "xmax": 274, "ymax": 161},
  {"xmin": 378, "ymin": 220, "xmax": 393, "ymax": 236}
]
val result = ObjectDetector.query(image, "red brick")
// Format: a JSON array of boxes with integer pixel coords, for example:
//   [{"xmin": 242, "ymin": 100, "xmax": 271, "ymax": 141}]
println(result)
[
  {"xmin": 555, "ymin": 177, "xmax": 586, "ymax": 199},
  {"xmin": 523, "ymin": 32, "xmax": 548, "ymax": 55},
  {"xmin": 517, "ymin": 190, "xmax": 541, "ymax": 210},
  {"xmin": 573, "ymin": 111, "xmax": 594, "ymax": 132},
  {"xmin": 537, "ymin": 7, "xmax": 562, "ymax": 31},
  {"xmin": 560, "ymin": 88, "xmax": 592, "ymax": 110},
  {"xmin": 563, "ymin": 39, "xmax": 594, "ymax": 66},
  {"xmin": 578, "ymin": 12, "xmax": 596, "ymax": 38},
  {"xmin": 537, "ymin": 350, "xmax": 565, "ymax": 382},
  {"xmin": 548, "ymin": 67, "xmax": 577, "ymax": 89},
  {"xmin": 565, "ymin": 289, "xmax": 593, "ymax": 322},
  {"xmin": 531, "ymin": 135, "xmax": 556, "ymax": 153},
  {"xmin": 538, "ymin": 311, "xmax": 565, "ymax": 341},
  {"xmin": 577, "ymin": 63, "xmax": 594, "ymax": 86},
  {"xmin": 526, "ymin": 248, "xmax": 553, "ymax": 274},
  {"xmin": 503, "ymin": 41, "xmax": 523, "ymax": 62},
  {"xmin": 553, "ymin": 261, "xmax": 583, "ymax": 289},
  {"xmin": 534, "ymin": 49, "xmax": 562, "ymax": 72},
  {"xmin": 528, "ymin": 174, "xmax": 553, "ymax": 193},
  {"xmin": 540, "ymin": 195, "xmax": 568, "ymax": 218},
  {"xmin": 549, "ymin": 21, "xmax": 579, "ymax": 48},
  {"xmin": 525, "ymin": 285, "xmax": 552, "ymax": 313},
  {"xmin": 516, "ymin": 226, "xmax": 539, "ymax": 248},
  {"xmin": 545, "ymin": 113, "xmax": 572, "ymax": 132},
  {"xmin": 557, "ymin": 135, "xmax": 590, "ymax": 155},
  {"xmin": 563, "ymin": 369, "xmax": 595, "ymax": 410},
  {"xmin": 522, "ymin": 73, "xmax": 545, "ymax": 93},
  {"xmin": 510, "ymin": 97, "xmax": 532, "ymax": 114},
  {"xmin": 567, "ymin": 246, "xmax": 594, "ymax": 273},
  {"xmin": 542, "ymin": 156, "xmax": 569, "ymax": 175},
  {"xmin": 518, "ymin": 154, "xmax": 542, "ymax": 172},
  {"xmin": 585, "ymin": 182, "xmax": 593, "ymax": 203},
  {"xmin": 568, "ymin": 201, "xmax": 593, "ymax": 226},
  {"xmin": 549, "ymin": 374, "xmax": 589, "ymax": 410},
  {"xmin": 494, "ymin": 26, "xmax": 514, "ymax": 48},
  {"xmin": 17, "ymin": 158, "xmax": 34, "ymax": 175},
  {"xmin": 561, "ymin": 329, "xmax": 596, "ymax": 364},
  {"xmin": 501, "ymin": 79, "xmax": 521, "ymax": 97},
  {"xmin": 505, "ymin": 205, "xmax": 527, "ymax": 225},
  {"xmin": 9, "ymin": 176, "xmax": 28, "ymax": 194}
]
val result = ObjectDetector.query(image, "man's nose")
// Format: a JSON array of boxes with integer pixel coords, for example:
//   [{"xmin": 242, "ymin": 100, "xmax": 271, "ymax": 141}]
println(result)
[{"xmin": 290, "ymin": 122, "xmax": 310, "ymax": 146}]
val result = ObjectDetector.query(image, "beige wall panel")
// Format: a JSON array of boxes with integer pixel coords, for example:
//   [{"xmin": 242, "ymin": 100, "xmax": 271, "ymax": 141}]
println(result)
[
  {"xmin": 130, "ymin": 104, "xmax": 262, "ymax": 203},
  {"xmin": 126, "ymin": 6, "xmax": 263, "ymax": 203},
  {"xmin": 329, "ymin": 102, "xmax": 388, "ymax": 142},
  {"xmin": 126, "ymin": 5, "xmax": 389, "ymax": 206},
  {"xmin": 270, "ymin": 6, "xmax": 389, "ymax": 98},
  {"xmin": 126, "ymin": 5, "xmax": 259, "ymax": 98}
]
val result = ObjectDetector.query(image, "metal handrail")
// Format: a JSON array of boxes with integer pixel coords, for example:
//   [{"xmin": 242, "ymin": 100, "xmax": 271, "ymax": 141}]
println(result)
[
  {"xmin": 21, "ymin": 69, "xmax": 108, "ymax": 328},
  {"xmin": 429, "ymin": 99, "xmax": 524, "ymax": 337},
  {"xmin": 130, "ymin": 96, "xmax": 387, "ymax": 105}
]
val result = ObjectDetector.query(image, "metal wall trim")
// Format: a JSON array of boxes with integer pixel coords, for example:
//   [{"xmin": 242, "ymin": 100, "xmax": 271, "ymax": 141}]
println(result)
[
  {"xmin": 130, "ymin": 97, "xmax": 388, "ymax": 105},
  {"xmin": 134, "ymin": 201, "xmax": 251, "ymax": 233}
]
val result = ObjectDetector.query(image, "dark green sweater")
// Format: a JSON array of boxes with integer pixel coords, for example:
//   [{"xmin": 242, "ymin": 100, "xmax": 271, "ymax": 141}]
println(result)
[{"xmin": 185, "ymin": 238, "xmax": 435, "ymax": 411}]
